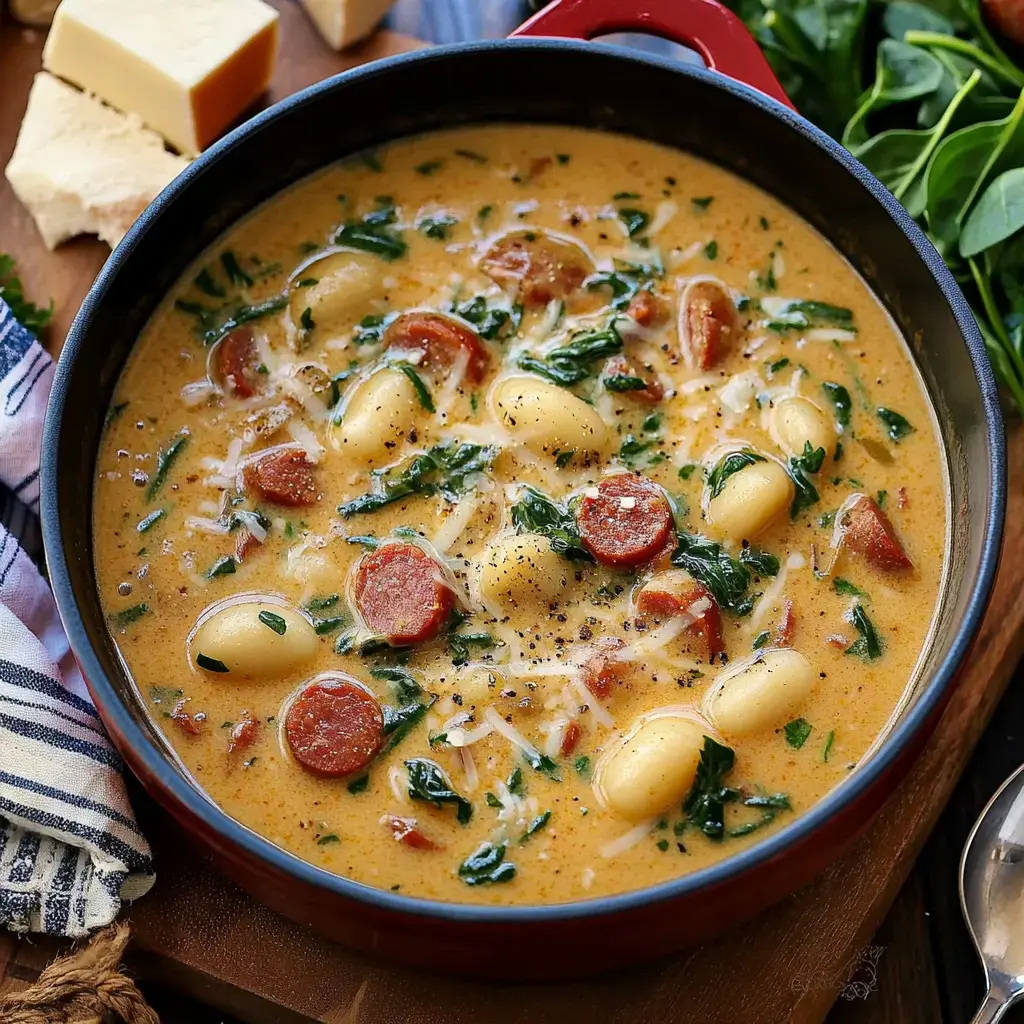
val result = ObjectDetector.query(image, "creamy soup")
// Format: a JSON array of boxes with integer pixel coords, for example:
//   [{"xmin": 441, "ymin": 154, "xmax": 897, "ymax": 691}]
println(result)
[{"xmin": 93, "ymin": 125, "xmax": 946, "ymax": 904}]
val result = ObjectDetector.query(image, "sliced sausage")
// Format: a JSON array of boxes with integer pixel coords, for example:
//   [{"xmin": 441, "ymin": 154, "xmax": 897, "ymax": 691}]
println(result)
[
  {"xmin": 577, "ymin": 474, "xmax": 674, "ymax": 568},
  {"xmin": 244, "ymin": 449, "xmax": 318, "ymax": 507},
  {"xmin": 560, "ymin": 720, "xmax": 583, "ymax": 756},
  {"xmin": 679, "ymin": 279, "xmax": 736, "ymax": 370},
  {"xmin": 381, "ymin": 814, "xmax": 439, "ymax": 851},
  {"xmin": 480, "ymin": 230, "xmax": 593, "ymax": 308},
  {"xmin": 635, "ymin": 572, "xmax": 723, "ymax": 657},
  {"xmin": 580, "ymin": 637, "xmax": 629, "ymax": 700},
  {"xmin": 170, "ymin": 699, "xmax": 202, "ymax": 737},
  {"xmin": 626, "ymin": 290, "xmax": 667, "ymax": 327},
  {"xmin": 228, "ymin": 713, "xmax": 259, "ymax": 754},
  {"xmin": 285, "ymin": 677, "xmax": 384, "ymax": 777},
  {"xmin": 602, "ymin": 354, "xmax": 664, "ymax": 405},
  {"xmin": 384, "ymin": 311, "xmax": 490, "ymax": 384},
  {"xmin": 211, "ymin": 328, "xmax": 263, "ymax": 399},
  {"xmin": 352, "ymin": 542, "xmax": 455, "ymax": 645},
  {"xmin": 842, "ymin": 495, "xmax": 912, "ymax": 571}
]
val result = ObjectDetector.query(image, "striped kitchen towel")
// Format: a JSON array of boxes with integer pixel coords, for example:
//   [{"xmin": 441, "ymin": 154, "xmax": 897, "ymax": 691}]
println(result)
[{"xmin": 0, "ymin": 297, "xmax": 154, "ymax": 938}]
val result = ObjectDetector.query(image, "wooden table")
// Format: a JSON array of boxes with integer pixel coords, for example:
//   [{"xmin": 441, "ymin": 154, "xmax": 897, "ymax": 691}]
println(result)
[{"xmin": 2, "ymin": 1, "xmax": 1023, "ymax": 1021}]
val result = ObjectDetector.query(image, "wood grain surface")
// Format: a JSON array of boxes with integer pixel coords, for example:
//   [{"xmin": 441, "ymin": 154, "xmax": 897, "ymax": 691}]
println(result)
[{"xmin": 0, "ymin": 3, "xmax": 1020, "ymax": 1022}]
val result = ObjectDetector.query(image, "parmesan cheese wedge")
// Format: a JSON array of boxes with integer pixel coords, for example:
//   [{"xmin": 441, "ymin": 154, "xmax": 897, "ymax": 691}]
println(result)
[
  {"xmin": 4, "ymin": 72, "xmax": 190, "ymax": 250},
  {"xmin": 42, "ymin": 0, "xmax": 279, "ymax": 156},
  {"xmin": 299, "ymin": 0, "xmax": 397, "ymax": 50}
]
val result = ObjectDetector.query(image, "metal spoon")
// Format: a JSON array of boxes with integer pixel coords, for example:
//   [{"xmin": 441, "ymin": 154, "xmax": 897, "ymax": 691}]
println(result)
[{"xmin": 961, "ymin": 761, "xmax": 1024, "ymax": 1022}]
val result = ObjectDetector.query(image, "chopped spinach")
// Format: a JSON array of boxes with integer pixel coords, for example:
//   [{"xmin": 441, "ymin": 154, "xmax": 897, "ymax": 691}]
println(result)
[
  {"xmin": 396, "ymin": 364, "xmax": 434, "ymax": 412},
  {"xmin": 370, "ymin": 666, "xmax": 423, "ymax": 704},
  {"xmin": 306, "ymin": 594, "xmax": 339, "ymax": 613},
  {"xmin": 205, "ymin": 555, "xmax": 237, "ymax": 579},
  {"xmin": 458, "ymin": 842, "xmax": 516, "ymax": 885},
  {"xmin": 220, "ymin": 251, "xmax": 253, "ymax": 288},
  {"xmin": 603, "ymin": 374, "xmax": 648, "ymax": 392},
  {"xmin": 196, "ymin": 652, "xmax": 229, "ymax": 673},
  {"xmin": 509, "ymin": 486, "xmax": 592, "ymax": 562},
  {"xmin": 520, "ymin": 810, "xmax": 552, "ymax": 842},
  {"xmin": 574, "ymin": 755, "xmax": 591, "ymax": 778},
  {"xmin": 877, "ymin": 407, "xmax": 915, "ymax": 441},
  {"xmin": 704, "ymin": 240, "xmax": 719, "ymax": 260},
  {"xmin": 111, "ymin": 603, "xmax": 148, "ymax": 629},
  {"xmin": 822, "ymin": 382, "xmax": 853, "ymax": 427},
  {"xmin": 415, "ymin": 160, "xmax": 444, "ymax": 175},
  {"xmin": 418, "ymin": 214, "xmax": 458, "ymax": 241},
  {"xmin": 764, "ymin": 300, "xmax": 855, "ymax": 332},
  {"xmin": 382, "ymin": 703, "xmax": 428, "ymax": 748},
  {"xmin": 823, "ymin": 730, "xmax": 836, "ymax": 762},
  {"xmin": 258, "ymin": 610, "xmax": 287, "ymax": 635},
  {"xmin": 585, "ymin": 261, "xmax": 658, "ymax": 311},
  {"xmin": 787, "ymin": 442, "xmax": 826, "ymax": 519},
  {"xmin": 692, "ymin": 196, "xmax": 714, "ymax": 210},
  {"xmin": 347, "ymin": 775, "xmax": 369, "ymax": 794},
  {"xmin": 454, "ymin": 295, "xmax": 519, "ymax": 340},
  {"xmin": 449, "ymin": 632, "xmax": 496, "ymax": 667},
  {"xmin": 753, "ymin": 630, "xmax": 772, "ymax": 649},
  {"xmin": 845, "ymin": 603, "xmax": 884, "ymax": 660},
  {"xmin": 339, "ymin": 442, "xmax": 498, "ymax": 517},
  {"xmin": 683, "ymin": 736, "xmax": 735, "ymax": 840},
  {"xmin": 618, "ymin": 207, "xmax": 650, "ymax": 238},
  {"xmin": 833, "ymin": 577, "xmax": 867, "ymax": 598},
  {"xmin": 404, "ymin": 758, "xmax": 472, "ymax": 823},
  {"xmin": 671, "ymin": 532, "xmax": 752, "ymax": 614},
  {"xmin": 707, "ymin": 449, "xmax": 765, "ymax": 500},
  {"xmin": 352, "ymin": 312, "xmax": 396, "ymax": 346},
  {"xmin": 334, "ymin": 197, "xmax": 406, "ymax": 260},
  {"xmin": 145, "ymin": 431, "xmax": 188, "ymax": 501},
  {"xmin": 739, "ymin": 547, "xmax": 780, "ymax": 577},
  {"xmin": 517, "ymin": 322, "xmax": 622, "ymax": 387},
  {"xmin": 784, "ymin": 718, "xmax": 813, "ymax": 748}
]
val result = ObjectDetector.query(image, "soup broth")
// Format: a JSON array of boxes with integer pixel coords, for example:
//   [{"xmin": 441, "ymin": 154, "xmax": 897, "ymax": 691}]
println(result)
[{"xmin": 93, "ymin": 125, "xmax": 946, "ymax": 904}]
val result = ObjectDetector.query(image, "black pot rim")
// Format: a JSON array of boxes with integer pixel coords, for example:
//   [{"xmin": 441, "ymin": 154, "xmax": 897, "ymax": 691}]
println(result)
[{"xmin": 41, "ymin": 38, "xmax": 1007, "ymax": 926}]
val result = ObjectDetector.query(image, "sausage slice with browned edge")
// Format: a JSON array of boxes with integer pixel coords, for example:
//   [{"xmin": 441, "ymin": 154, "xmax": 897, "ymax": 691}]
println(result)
[
  {"xmin": 352, "ymin": 542, "xmax": 455, "ymax": 645},
  {"xmin": 480, "ymin": 230, "xmax": 594, "ymax": 308},
  {"xmin": 383, "ymin": 311, "xmax": 490, "ymax": 384},
  {"xmin": 679, "ymin": 279, "xmax": 737, "ymax": 370},
  {"xmin": 285, "ymin": 676, "xmax": 384, "ymax": 777},
  {"xmin": 842, "ymin": 494, "xmax": 912, "ymax": 571},
  {"xmin": 244, "ymin": 449, "xmax": 318, "ymax": 507},
  {"xmin": 634, "ymin": 573, "xmax": 724, "ymax": 657},
  {"xmin": 577, "ymin": 474, "xmax": 674, "ymax": 568},
  {"xmin": 211, "ymin": 328, "xmax": 263, "ymax": 399}
]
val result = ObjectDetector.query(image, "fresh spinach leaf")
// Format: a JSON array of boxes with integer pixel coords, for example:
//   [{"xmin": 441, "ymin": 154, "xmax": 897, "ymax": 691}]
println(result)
[
  {"xmin": 404, "ymin": 758, "xmax": 472, "ymax": 823},
  {"xmin": 146, "ymin": 432, "xmax": 188, "ymax": 501},
  {"xmin": 845, "ymin": 603, "xmax": 884, "ymax": 660},
  {"xmin": 683, "ymin": 736, "xmax": 735, "ymax": 841},
  {"xmin": 334, "ymin": 197, "xmax": 407, "ymax": 260},
  {"xmin": 458, "ymin": 842, "xmax": 516, "ymax": 885},
  {"xmin": 784, "ymin": 717, "xmax": 813, "ymax": 748},
  {"xmin": 821, "ymin": 381, "xmax": 853, "ymax": 427},
  {"xmin": 671, "ymin": 532, "xmax": 752, "ymax": 614},
  {"xmin": 707, "ymin": 449, "xmax": 765, "ymax": 499},
  {"xmin": 339, "ymin": 442, "xmax": 498, "ymax": 517},
  {"xmin": 509, "ymin": 485, "xmax": 592, "ymax": 562},
  {"xmin": 877, "ymin": 407, "xmax": 915, "ymax": 440}
]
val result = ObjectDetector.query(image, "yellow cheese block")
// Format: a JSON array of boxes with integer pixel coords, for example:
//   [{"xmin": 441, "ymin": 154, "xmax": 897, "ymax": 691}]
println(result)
[
  {"xmin": 42, "ymin": 0, "xmax": 279, "ymax": 156},
  {"xmin": 299, "ymin": 0, "xmax": 397, "ymax": 50},
  {"xmin": 4, "ymin": 72, "xmax": 190, "ymax": 249}
]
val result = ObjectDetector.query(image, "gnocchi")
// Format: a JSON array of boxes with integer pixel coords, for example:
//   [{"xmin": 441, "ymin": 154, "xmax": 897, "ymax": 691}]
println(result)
[
  {"xmin": 599, "ymin": 714, "xmax": 707, "ymax": 821},
  {"xmin": 770, "ymin": 396, "xmax": 837, "ymax": 458},
  {"xmin": 491, "ymin": 375, "xmax": 610, "ymax": 460},
  {"xmin": 706, "ymin": 649, "xmax": 816, "ymax": 737},
  {"xmin": 478, "ymin": 533, "xmax": 568, "ymax": 609},
  {"xmin": 288, "ymin": 250, "xmax": 383, "ymax": 339},
  {"xmin": 192, "ymin": 601, "xmax": 317, "ymax": 678},
  {"xmin": 706, "ymin": 459, "xmax": 794, "ymax": 541},
  {"xmin": 334, "ymin": 367, "xmax": 419, "ymax": 466}
]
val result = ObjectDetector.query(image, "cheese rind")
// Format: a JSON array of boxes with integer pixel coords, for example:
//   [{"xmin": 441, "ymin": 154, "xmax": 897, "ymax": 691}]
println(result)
[
  {"xmin": 299, "ymin": 0, "xmax": 396, "ymax": 50},
  {"xmin": 4, "ymin": 72, "xmax": 190, "ymax": 249},
  {"xmin": 42, "ymin": 0, "xmax": 279, "ymax": 155}
]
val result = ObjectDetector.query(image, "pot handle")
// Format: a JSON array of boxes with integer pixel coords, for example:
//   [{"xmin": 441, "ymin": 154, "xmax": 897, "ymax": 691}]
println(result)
[{"xmin": 511, "ymin": 0, "xmax": 795, "ymax": 111}]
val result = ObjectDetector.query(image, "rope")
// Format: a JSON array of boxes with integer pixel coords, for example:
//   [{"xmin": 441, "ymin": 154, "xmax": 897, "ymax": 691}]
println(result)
[{"xmin": 0, "ymin": 923, "xmax": 159, "ymax": 1024}]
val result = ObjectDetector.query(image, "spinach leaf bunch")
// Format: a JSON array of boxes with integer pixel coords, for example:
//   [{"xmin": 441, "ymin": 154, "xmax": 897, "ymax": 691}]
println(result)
[{"xmin": 726, "ymin": 0, "xmax": 1024, "ymax": 414}]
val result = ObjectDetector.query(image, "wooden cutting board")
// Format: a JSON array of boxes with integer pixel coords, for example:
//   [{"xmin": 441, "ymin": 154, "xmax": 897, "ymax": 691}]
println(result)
[{"xmin": 0, "ymin": 3, "xmax": 1020, "ymax": 1021}]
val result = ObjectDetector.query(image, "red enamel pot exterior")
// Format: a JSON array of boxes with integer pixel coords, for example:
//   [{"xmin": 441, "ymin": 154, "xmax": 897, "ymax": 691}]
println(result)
[{"xmin": 42, "ymin": 0, "xmax": 1005, "ymax": 977}]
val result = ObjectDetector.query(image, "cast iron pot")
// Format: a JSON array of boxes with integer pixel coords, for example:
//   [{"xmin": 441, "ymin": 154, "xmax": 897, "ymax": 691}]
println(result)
[{"xmin": 41, "ymin": 0, "xmax": 1006, "ymax": 977}]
